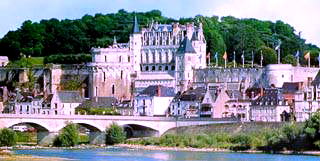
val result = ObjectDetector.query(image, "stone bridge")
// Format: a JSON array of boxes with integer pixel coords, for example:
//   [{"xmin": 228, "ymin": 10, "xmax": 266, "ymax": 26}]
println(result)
[{"xmin": 0, "ymin": 114, "xmax": 237, "ymax": 145}]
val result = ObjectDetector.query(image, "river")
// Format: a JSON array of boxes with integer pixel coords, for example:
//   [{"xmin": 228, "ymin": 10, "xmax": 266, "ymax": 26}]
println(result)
[{"xmin": 13, "ymin": 147, "xmax": 320, "ymax": 161}]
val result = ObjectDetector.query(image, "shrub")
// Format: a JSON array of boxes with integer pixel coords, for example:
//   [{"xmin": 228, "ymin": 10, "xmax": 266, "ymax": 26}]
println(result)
[
  {"xmin": 53, "ymin": 123, "xmax": 79, "ymax": 147},
  {"xmin": 0, "ymin": 128, "xmax": 17, "ymax": 146},
  {"xmin": 105, "ymin": 123, "xmax": 126, "ymax": 145}
]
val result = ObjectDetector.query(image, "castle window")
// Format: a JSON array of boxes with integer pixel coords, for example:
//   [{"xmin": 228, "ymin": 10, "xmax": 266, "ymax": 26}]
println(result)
[
  {"xmin": 159, "ymin": 66, "xmax": 162, "ymax": 71},
  {"xmin": 145, "ymin": 66, "xmax": 149, "ymax": 71},
  {"xmin": 104, "ymin": 72, "xmax": 106, "ymax": 82},
  {"xmin": 152, "ymin": 66, "xmax": 155, "ymax": 71},
  {"xmin": 121, "ymin": 70, "xmax": 123, "ymax": 80},
  {"xmin": 165, "ymin": 66, "xmax": 169, "ymax": 71},
  {"xmin": 112, "ymin": 85, "xmax": 115, "ymax": 95},
  {"xmin": 171, "ymin": 65, "xmax": 175, "ymax": 71}
]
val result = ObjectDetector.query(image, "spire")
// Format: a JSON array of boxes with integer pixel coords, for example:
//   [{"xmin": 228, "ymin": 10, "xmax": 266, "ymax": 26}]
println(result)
[
  {"xmin": 132, "ymin": 16, "xmax": 140, "ymax": 33},
  {"xmin": 177, "ymin": 37, "xmax": 196, "ymax": 54}
]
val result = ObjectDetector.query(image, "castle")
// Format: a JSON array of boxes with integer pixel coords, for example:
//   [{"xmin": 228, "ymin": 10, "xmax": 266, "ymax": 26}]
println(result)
[{"xmin": 89, "ymin": 16, "xmax": 206, "ymax": 100}]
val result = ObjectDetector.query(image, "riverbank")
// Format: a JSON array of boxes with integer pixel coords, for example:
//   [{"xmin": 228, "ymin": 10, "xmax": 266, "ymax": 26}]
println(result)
[
  {"xmin": 116, "ymin": 143, "xmax": 320, "ymax": 156},
  {"xmin": 0, "ymin": 149, "xmax": 65, "ymax": 161}
]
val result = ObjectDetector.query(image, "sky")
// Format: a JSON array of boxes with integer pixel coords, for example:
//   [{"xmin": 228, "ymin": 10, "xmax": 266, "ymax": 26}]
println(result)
[{"xmin": 0, "ymin": 0, "xmax": 319, "ymax": 47}]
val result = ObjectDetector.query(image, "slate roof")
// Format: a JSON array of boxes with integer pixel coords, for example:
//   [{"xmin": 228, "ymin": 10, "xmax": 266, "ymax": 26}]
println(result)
[
  {"xmin": 138, "ymin": 85, "xmax": 175, "ymax": 97},
  {"xmin": 77, "ymin": 97, "xmax": 117, "ymax": 108},
  {"xmin": 132, "ymin": 16, "xmax": 140, "ymax": 33},
  {"xmin": 177, "ymin": 37, "xmax": 196, "ymax": 54},
  {"xmin": 251, "ymin": 88, "xmax": 285, "ymax": 106},
  {"xmin": 178, "ymin": 87, "xmax": 206, "ymax": 101},
  {"xmin": 226, "ymin": 90, "xmax": 242, "ymax": 100},
  {"xmin": 57, "ymin": 91, "xmax": 83, "ymax": 103},
  {"xmin": 312, "ymin": 71, "xmax": 320, "ymax": 86},
  {"xmin": 191, "ymin": 32, "xmax": 198, "ymax": 41},
  {"xmin": 282, "ymin": 82, "xmax": 302, "ymax": 94}
]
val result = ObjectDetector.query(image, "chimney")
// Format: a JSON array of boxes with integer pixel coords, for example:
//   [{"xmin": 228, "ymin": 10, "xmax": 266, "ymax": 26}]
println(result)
[
  {"xmin": 260, "ymin": 87, "xmax": 264, "ymax": 97},
  {"xmin": 157, "ymin": 85, "xmax": 161, "ymax": 97}
]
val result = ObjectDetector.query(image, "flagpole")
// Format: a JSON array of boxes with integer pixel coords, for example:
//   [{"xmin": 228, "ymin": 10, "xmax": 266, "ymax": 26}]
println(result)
[
  {"xmin": 215, "ymin": 52, "xmax": 218, "ymax": 68},
  {"xmin": 242, "ymin": 51, "xmax": 244, "ymax": 68},
  {"xmin": 278, "ymin": 48, "xmax": 280, "ymax": 64},
  {"xmin": 251, "ymin": 51, "xmax": 254, "ymax": 68},
  {"xmin": 318, "ymin": 52, "xmax": 320, "ymax": 68},
  {"xmin": 208, "ymin": 53, "xmax": 210, "ymax": 67},
  {"xmin": 260, "ymin": 50, "xmax": 263, "ymax": 67},
  {"xmin": 233, "ymin": 51, "xmax": 236, "ymax": 68}
]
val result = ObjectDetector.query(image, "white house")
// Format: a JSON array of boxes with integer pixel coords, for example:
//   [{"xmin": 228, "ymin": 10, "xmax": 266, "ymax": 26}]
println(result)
[
  {"xmin": 134, "ymin": 85, "xmax": 175, "ymax": 116},
  {"xmin": 50, "ymin": 91, "xmax": 84, "ymax": 115}
]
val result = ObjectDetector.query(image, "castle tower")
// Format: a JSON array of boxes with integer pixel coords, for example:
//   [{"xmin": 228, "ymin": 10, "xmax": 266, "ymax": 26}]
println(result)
[
  {"xmin": 175, "ymin": 37, "xmax": 197, "ymax": 92},
  {"xmin": 129, "ymin": 16, "xmax": 142, "ymax": 72},
  {"xmin": 191, "ymin": 22, "xmax": 206, "ymax": 69}
]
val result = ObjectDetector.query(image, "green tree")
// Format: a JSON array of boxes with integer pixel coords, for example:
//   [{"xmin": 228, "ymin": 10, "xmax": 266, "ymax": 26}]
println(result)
[
  {"xmin": 304, "ymin": 112, "xmax": 320, "ymax": 149},
  {"xmin": 255, "ymin": 46, "xmax": 277, "ymax": 66},
  {"xmin": 0, "ymin": 128, "xmax": 17, "ymax": 146},
  {"xmin": 105, "ymin": 123, "xmax": 126, "ymax": 145},
  {"xmin": 53, "ymin": 123, "xmax": 79, "ymax": 147},
  {"xmin": 282, "ymin": 54, "xmax": 297, "ymax": 66}
]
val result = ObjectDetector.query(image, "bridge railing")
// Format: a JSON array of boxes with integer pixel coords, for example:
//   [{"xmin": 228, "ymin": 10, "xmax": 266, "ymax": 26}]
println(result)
[{"xmin": 0, "ymin": 114, "xmax": 240, "ymax": 122}]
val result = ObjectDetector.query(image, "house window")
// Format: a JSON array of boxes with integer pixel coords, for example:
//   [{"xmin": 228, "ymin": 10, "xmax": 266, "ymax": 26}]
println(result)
[
  {"xmin": 152, "ymin": 66, "xmax": 155, "ymax": 71},
  {"xmin": 119, "ymin": 56, "xmax": 122, "ymax": 63},
  {"xmin": 128, "ymin": 56, "xmax": 130, "ymax": 62},
  {"xmin": 104, "ymin": 72, "xmax": 106, "ymax": 82},
  {"xmin": 105, "ymin": 56, "xmax": 107, "ymax": 62},
  {"xmin": 95, "ymin": 87, "xmax": 98, "ymax": 96},
  {"xmin": 165, "ymin": 66, "xmax": 169, "ymax": 71},
  {"xmin": 54, "ymin": 103, "xmax": 57, "ymax": 109},
  {"xmin": 121, "ymin": 70, "xmax": 123, "ymax": 80},
  {"xmin": 171, "ymin": 65, "xmax": 175, "ymax": 71},
  {"xmin": 112, "ymin": 85, "xmax": 115, "ymax": 95},
  {"xmin": 159, "ymin": 66, "xmax": 162, "ymax": 71}
]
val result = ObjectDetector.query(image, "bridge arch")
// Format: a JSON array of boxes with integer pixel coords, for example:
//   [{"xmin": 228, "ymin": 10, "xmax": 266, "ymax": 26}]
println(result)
[
  {"xmin": 122, "ymin": 124, "xmax": 159, "ymax": 137},
  {"xmin": 5, "ymin": 121, "xmax": 50, "ymax": 132},
  {"xmin": 57, "ymin": 121, "xmax": 105, "ymax": 132}
]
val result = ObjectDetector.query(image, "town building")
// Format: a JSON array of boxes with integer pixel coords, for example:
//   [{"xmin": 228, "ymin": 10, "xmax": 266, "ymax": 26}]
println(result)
[{"xmin": 134, "ymin": 85, "xmax": 175, "ymax": 116}]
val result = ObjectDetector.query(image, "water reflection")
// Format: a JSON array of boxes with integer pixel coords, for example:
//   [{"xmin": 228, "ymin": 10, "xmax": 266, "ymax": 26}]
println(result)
[{"xmin": 14, "ymin": 148, "xmax": 320, "ymax": 161}]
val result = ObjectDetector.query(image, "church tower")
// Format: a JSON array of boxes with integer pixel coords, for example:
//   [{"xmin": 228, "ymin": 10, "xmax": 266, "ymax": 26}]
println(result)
[
  {"xmin": 175, "ymin": 37, "xmax": 197, "ymax": 92},
  {"xmin": 129, "ymin": 16, "xmax": 142, "ymax": 73}
]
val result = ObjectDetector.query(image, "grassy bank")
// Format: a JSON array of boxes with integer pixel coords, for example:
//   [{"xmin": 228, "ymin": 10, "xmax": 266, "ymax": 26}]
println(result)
[{"xmin": 126, "ymin": 122, "xmax": 312, "ymax": 152}]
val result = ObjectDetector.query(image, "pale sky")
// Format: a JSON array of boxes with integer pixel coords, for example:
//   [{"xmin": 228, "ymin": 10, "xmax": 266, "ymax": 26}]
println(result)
[{"xmin": 0, "ymin": 0, "xmax": 319, "ymax": 47}]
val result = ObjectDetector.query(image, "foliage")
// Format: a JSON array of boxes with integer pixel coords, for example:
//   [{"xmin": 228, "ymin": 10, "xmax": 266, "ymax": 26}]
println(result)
[
  {"xmin": 61, "ymin": 79, "xmax": 82, "ymax": 91},
  {"xmin": 0, "ymin": 128, "xmax": 17, "ymax": 146},
  {"xmin": 105, "ymin": 123, "xmax": 126, "ymax": 145},
  {"xmin": 0, "ymin": 10, "xmax": 318, "ymax": 67},
  {"xmin": 16, "ymin": 132, "xmax": 37, "ymax": 143},
  {"xmin": 304, "ymin": 112, "xmax": 320, "ymax": 148},
  {"xmin": 76, "ymin": 107, "xmax": 120, "ymax": 115},
  {"xmin": 6, "ymin": 57, "xmax": 43, "ymax": 68},
  {"xmin": 282, "ymin": 54, "xmax": 297, "ymax": 66},
  {"xmin": 44, "ymin": 54, "xmax": 91, "ymax": 64},
  {"xmin": 53, "ymin": 123, "xmax": 79, "ymax": 147}
]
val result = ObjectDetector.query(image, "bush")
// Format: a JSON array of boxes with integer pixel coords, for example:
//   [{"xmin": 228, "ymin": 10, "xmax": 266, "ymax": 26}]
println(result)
[
  {"xmin": 53, "ymin": 123, "xmax": 79, "ymax": 147},
  {"xmin": 0, "ymin": 128, "xmax": 17, "ymax": 146},
  {"xmin": 105, "ymin": 123, "xmax": 126, "ymax": 145}
]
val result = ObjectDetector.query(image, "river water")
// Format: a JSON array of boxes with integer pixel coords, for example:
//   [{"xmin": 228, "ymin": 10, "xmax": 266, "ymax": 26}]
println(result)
[{"xmin": 14, "ymin": 147, "xmax": 320, "ymax": 161}]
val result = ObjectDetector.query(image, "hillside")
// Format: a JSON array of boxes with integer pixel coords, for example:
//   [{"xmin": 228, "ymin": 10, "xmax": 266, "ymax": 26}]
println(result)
[{"xmin": 0, "ymin": 9, "xmax": 319, "ymax": 66}]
